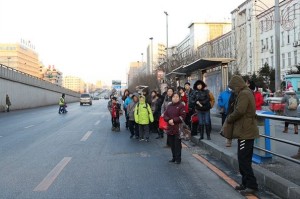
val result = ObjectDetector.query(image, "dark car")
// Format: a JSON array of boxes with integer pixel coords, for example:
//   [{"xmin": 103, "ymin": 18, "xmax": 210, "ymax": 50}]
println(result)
[{"xmin": 104, "ymin": 95, "xmax": 109, "ymax": 100}]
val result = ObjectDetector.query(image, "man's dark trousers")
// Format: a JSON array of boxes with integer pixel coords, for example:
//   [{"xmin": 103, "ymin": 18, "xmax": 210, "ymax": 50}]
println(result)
[{"xmin": 237, "ymin": 139, "xmax": 258, "ymax": 190}]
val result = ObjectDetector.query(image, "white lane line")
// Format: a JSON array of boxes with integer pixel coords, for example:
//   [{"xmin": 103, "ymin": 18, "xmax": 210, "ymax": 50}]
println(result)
[
  {"xmin": 80, "ymin": 131, "xmax": 93, "ymax": 142},
  {"xmin": 33, "ymin": 157, "xmax": 72, "ymax": 192},
  {"xmin": 94, "ymin": 120, "xmax": 100, "ymax": 125},
  {"xmin": 25, "ymin": 125, "xmax": 34, "ymax": 129}
]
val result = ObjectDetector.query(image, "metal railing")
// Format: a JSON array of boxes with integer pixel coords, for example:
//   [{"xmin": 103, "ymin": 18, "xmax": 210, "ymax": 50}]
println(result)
[{"xmin": 255, "ymin": 112, "xmax": 300, "ymax": 165}]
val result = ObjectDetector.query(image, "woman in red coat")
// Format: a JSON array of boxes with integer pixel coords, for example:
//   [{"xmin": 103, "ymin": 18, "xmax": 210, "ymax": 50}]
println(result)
[
  {"xmin": 163, "ymin": 92, "xmax": 186, "ymax": 164},
  {"xmin": 254, "ymin": 87, "xmax": 264, "ymax": 110}
]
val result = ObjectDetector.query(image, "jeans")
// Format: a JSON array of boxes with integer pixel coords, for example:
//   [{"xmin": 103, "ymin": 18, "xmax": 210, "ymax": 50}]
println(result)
[
  {"xmin": 197, "ymin": 111, "xmax": 210, "ymax": 126},
  {"xmin": 129, "ymin": 120, "xmax": 139, "ymax": 137}
]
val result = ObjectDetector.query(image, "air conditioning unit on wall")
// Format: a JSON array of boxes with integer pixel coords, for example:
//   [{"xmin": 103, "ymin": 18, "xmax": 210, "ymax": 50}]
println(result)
[{"xmin": 293, "ymin": 41, "xmax": 298, "ymax": 47}]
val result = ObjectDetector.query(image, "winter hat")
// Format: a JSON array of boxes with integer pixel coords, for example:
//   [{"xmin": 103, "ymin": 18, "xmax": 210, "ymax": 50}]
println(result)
[{"xmin": 131, "ymin": 92, "xmax": 139, "ymax": 98}]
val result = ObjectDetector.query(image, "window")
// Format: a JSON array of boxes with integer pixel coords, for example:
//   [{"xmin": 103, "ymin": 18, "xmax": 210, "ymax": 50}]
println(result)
[
  {"xmin": 261, "ymin": 40, "xmax": 264, "ymax": 51},
  {"xmin": 249, "ymin": 24, "xmax": 251, "ymax": 37},
  {"xmin": 281, "ymin": 32, "xmax": 285, "ymax": 46},
  {"xmin": 294, "ymin": 27, "xmax": 297, "ymax": 42},
  {"xmin": 295, "ymin": 50, "xmax": 298, "ymax": 65},
  {"xmin": 287, "ymin": 31, "xmax": 290, "ymax": 44},
  {"xmin": 288, "ymin": 52, "xmax": 292, "ymax": 66},
  {"xmin": 294, "ymin": 4, "xmax": 297, "ymax": 19},
  {"xmin": 249, "ymin": 42, "xmax": 252, "ymax": 57},
  {"xmin": 271, "ymin": 36, "xmax": 274, "ymax": 49},
  {"xmin": 260, "ymin": 21, "xmax": 264, "ymax": 33},
  {"xmin": 282, "ymin": 53, "xmax": 286, "ymax": 69},
  {"xmin": 271, "ymin": 56, "xmax": 274, "ymax": 67},
  {"xmin": 266, "ymin": 38, "xmax": 269, "ymax": 49}
]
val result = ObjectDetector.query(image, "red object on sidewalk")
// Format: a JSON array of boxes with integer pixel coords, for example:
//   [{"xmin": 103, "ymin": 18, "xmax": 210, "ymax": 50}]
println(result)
[
  {"xmin": 191, "ymin": 113, "xmax": 199, "ymax": 124},
  {"xmin": 269, "ymin": 103, "xmax": 285, "ymax": 111}
]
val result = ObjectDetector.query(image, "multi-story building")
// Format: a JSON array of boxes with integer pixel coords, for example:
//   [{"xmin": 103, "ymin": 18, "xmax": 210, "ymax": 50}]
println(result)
[
  {"xmin": 231, "ymin": 0, "xmax": 288, "ymax": 75},
  {"xmin": 128, "ymin": 62, "xmax": 142, "ymax": 87},
  {"xmin": 147, "ymin": 42, "xmax": 166, "ymax": 75},
  {"xmin": 258, "ymin": 0, "xmax": 300, "ymax": 79},
  {"xmin": 0, "ymin": 41, "xmax": 40, "ymax": 77},
  {"xmin": 63, "ymin": 76, "xmax": 85, "ymax": 93},
  {"xmin": 176, "ymin": 22, "xmax": 232, "ymax": 62},
  {"xmin": 40, "ymin": 65, "xmax": 63, "ymax": 86}
]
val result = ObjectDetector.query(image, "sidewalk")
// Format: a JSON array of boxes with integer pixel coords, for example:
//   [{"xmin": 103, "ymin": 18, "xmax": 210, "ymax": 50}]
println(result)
[{"xmin": 190, "ymin": 115, "xmax": 300, "ymax": 199}]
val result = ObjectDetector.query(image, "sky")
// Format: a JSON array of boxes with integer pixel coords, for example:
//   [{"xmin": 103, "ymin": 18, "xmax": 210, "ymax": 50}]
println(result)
[{"xmin": 0, "ymin": 0, "xmax": 245, "ymax": 85}]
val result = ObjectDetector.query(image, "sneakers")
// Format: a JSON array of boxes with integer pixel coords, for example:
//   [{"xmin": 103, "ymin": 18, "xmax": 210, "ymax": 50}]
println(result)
[
  {"xmin": 111, "ymin": 127, "xmax": 115, "ymax": 131},
  {"xmin": 115, "ymin": 127, "xmax": 120, "ymax": 132},
  {"xmin": 169, "ymin": 159, "xmax": 175, "ymax": 163},
  {"xmin": 240, "ymin": 188, "xmax": 258, "ymax": 196}
]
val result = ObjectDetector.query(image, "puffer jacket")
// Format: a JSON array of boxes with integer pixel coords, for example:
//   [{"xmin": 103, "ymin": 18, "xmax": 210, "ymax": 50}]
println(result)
[
  {"xmin": 134, "ymin": 96, "xmax": 154, "ymax": 125},
  {"xmin": 127, "ymin": 101, "xmax": 138, "ymax": 121},
  {"xmin": 227, "ymin": 75, "xmax": 259, "ymax": 140},
  {"xmin": 163, "ymin": 101, "xmax": 186, "ymax": 135},
  {"xmin": 190, "ymin": 89, "xmax": 211, "ymax": 111}
]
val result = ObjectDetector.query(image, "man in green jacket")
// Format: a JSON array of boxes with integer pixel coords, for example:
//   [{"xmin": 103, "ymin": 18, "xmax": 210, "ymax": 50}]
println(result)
[
  {"xmin": 134, "ymin": 95, "xmax": 154, "ymax": 142},
  {"xmin": 227, "ymin": 75, "xmax": 259, "ymax": 196}
]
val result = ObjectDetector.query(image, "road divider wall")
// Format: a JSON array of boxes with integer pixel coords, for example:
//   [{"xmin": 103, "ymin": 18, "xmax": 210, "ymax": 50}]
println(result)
[{"xmin": 0, "ymin": 64, "xmax": 80, "ymax": 111}]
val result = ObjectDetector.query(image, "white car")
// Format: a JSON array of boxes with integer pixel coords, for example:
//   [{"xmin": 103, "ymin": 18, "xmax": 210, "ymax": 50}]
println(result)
[{"xmin": 80, "ymin": 93, "xmax": 92, "ymax": 105}]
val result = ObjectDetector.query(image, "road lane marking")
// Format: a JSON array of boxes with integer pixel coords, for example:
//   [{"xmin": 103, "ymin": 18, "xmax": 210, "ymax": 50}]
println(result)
[
  {"xmin": 80, "ymin": 131, "xmax": 93, "ymax": 141},
  {"xmin": 25, "ymin": 125, "xmax": 34, "ymax": 129},
  {"xmin": 33, "ymin": 157, "xmax": 72, "ymax": 192},
  {"xmin": 94, "ymin": 120, "xmax": 100, "ymax": 125},
  {"xmin": 192, "ymin": 154, "xmax": 258, "ymax": 199}
]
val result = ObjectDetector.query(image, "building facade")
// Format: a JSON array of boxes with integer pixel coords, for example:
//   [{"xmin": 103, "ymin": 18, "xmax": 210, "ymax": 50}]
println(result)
[
  {"xmin": 147, "ymin": 42, "xmax": 166, "ymax": 75},
  {"xmin": 0, "ymin": 42, "xmax": 40, "ymax": 77},
  {"xmin": 40, "ymin": 65, "xmax": 63, "ymax": 86},
  {"xmin": 63, "ymin": 76, "xmax": 85, "ymax": 93}
]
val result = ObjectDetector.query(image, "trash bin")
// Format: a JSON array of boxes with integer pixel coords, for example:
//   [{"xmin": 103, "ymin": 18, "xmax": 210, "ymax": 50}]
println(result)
[{"xmin": 253, "ymin": 110, "xmax": 274, "ymax": 163}]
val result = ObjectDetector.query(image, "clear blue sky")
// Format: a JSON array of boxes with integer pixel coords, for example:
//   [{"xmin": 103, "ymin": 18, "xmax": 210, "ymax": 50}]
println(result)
[{"xmin": 0, "ymin": 0, "xmax": 245, "ymax": 85}]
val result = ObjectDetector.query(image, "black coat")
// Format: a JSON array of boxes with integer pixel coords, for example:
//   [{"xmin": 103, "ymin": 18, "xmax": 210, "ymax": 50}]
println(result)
[{"xmin": 190, "ymin": 89, "xmax": 211, "ymax": 111}]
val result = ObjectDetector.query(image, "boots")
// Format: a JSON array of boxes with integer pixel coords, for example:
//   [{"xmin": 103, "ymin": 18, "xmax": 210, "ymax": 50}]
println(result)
[
  {"xmin": 205, "ymin": 125, "xmax": 211, "ymax": 140},
  {"xmin": 291, "ymin": 148, "xmax": 300, "ymax": 159},
  {"xmin": 282, "ymin": 127, "xmax": 288, "ymax": 133},
  {"xmin": 294, "ymin": 125, "xmax": 298, "ymax": 134},
  {"xmin": 199, "ymin": 125, "xmax": 204, "ymax": 141}
]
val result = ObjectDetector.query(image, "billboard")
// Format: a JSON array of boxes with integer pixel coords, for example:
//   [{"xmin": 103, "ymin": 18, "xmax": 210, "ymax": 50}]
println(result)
[{"xmin": 112, "ymin": 80, "xmax": 121, "ymax": 90}]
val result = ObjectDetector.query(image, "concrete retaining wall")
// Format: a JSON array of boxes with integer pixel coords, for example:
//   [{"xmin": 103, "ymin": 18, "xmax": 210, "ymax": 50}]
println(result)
[{"xmin": 0, "ymin": 64, "xmax": 80, "ymax": 111}]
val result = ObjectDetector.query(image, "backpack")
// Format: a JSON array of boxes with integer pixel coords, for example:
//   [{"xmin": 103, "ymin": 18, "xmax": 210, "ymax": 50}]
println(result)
[
  {"xmin": 288, "ymin": 95, "xmax": 298, "ymax": 110},
  {"xmin": 136, "ymin": 103, "xmax": 150, "ymax": 115}
]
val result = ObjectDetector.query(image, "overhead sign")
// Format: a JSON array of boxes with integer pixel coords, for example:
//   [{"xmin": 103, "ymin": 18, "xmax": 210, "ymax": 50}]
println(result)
[{"xmin": 112, "ymin": 80, "xmax": 121, "ymax": 85}]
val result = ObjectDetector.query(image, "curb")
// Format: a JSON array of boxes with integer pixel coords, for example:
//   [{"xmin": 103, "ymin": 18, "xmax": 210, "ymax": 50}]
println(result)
[{"xmin": 191, "ymin": 136, "xmax": 300, "ymax": 199}]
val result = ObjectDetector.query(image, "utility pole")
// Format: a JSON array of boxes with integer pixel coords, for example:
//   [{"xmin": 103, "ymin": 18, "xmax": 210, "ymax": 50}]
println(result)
[
  {"xmin": 274, "ymin": 0, "xmax": 281, "ymax": 91},
  {"xmin": 164, "ymin": 11, "xmax": 169, "ymax": 77},
  {"xmin": 149, "ymin": 37, "xmax": 153, "ymax": 75}
]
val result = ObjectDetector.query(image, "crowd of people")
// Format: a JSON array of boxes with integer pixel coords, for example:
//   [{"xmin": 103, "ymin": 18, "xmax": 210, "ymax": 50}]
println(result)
[{"xmin": 106, "ymin": 75, "xmax": 300, "ymax": 196}]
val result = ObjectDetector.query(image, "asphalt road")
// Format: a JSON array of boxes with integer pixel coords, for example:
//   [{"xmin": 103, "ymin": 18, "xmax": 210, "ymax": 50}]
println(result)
[{"xmin": 0, "ymin": 100, "xmax": 243, "ymax": 199}]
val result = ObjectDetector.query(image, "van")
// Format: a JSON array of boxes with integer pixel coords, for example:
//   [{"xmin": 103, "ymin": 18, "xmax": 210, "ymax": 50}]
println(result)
[{"xmin": 80, "ymin": 93, "xmax": 92, "ymax": 106}]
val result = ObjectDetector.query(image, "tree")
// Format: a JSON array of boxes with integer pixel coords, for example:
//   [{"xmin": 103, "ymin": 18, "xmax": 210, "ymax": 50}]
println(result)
[{"xmin": 128, "ymin": 73, "xmax": 160, "ymax": 93}]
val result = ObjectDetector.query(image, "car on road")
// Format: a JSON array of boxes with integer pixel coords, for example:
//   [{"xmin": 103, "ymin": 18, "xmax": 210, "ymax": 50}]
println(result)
[
  {"xmin": 104, "ymin": 95, "xmax": 109, "ymax": 100},
  {"xmin": 80, "ymin": 93, "xmax": 92, "ymax": 105},
  {"xmin": 93, "ymin": 96, "xmax": 99, "ymax": 100}
]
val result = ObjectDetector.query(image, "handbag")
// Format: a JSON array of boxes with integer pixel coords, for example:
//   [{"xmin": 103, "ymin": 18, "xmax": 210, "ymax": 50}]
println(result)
[
  {"xmin": 179, "ymin": 116, "xmax": 191, "ymax": 140},
  {"xmin": 191, "ymin": 113, "xmax": 199, "ymax": 124},
  {"xmin": 159, "ymin": 115, "xmax": 168, "ymax": 130},
  {"xmin": 220, "ymin": 117, "xmax": 234, "ymax": 139}
]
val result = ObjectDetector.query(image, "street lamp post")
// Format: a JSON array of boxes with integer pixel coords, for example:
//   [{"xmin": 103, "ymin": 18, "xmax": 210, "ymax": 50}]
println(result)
[
  {"xmin": 274, "ymin": 0, "xmax": 281, "ymax": 91},
  {"xmin": 149, "ymin": 37, "xmax": 153, "ymax": 75},
  {"xmin": 141, "ymin": 53, "xmax": 144, "ymax": 72},
  {"xmin": 164, "ymin": 11, "xmax": 169, "ymax": 74}
]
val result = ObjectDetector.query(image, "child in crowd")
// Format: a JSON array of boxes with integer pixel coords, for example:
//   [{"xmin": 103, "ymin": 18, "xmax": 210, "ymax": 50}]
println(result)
[
  {"xmin": 111, "ymin": 97, "xmax": 121, "ymax": 132},
  {"xmin": 134, "ymin": 95, "xmax": 154, "ymax": 142},
  {"xmin": 127, "ymin": 93, "xmax": 140, "ymax": 139}
]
